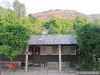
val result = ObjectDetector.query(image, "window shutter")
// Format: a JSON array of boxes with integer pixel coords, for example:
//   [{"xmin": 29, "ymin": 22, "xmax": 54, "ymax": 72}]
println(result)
[
  {"xmin": 46, "ymin": 47, "xmax": 52, "ymax": 55},
  {"xmin": 63, "ymin": 46, "xmax": 71, "ymax": 55},
  {"xmin": 70, "ymin": 47, "xmax": 76, "ymax": 55}
]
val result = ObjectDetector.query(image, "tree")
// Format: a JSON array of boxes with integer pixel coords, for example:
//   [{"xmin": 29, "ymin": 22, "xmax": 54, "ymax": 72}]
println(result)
[
  {"xmin": 48, "ymin": 24, "xmax": 55, "ymax": 34},
  {"xmin": 43, "ymin": 16, "xmax": 74, "ymax": 34},
  {"xmin": 61, "ymin": 29, "xmax": 67, "ymax": 34},
  {"xmin": 95, "ymin": 19, "xmax": 100, "ymax": 25},
  {"xmin": 0, "ymin": 24, "xmax": 30, "ymax": 70},
  {"xmin": 62, "ymin": 19, "xmax": 73, "ymax": 34},
  {"xmin": 73, "ymin": 16, "xmax": 89, "ymax": 31},
  {"xmin": 77, "ymin": 23, "xmax": 100, "ymax": 71},
  {"xmin": 43, "ymin": 16, "xmax": 62, "ymax": 34},
  {"xmin": 0, "ymin": 8, "xmax": 18, "ymax": 26},
  {"xmin": 13, "ymin": 0, "xmax": 26, "ymax": 17},
  {"xmin": 49, "ymin": 16, "xmax": 62, "ymax": 34},
  {"xmin": 18, "ymin": 16, "xmax": 43, "ymax": 34},
  {"xmin": 28, "ymin": 14, "xmax": 38, "ymax": 23}
]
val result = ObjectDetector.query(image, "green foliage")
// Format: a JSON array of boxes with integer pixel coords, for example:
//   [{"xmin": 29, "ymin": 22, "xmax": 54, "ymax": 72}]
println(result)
[
  {"xmin": 43, "ymin": 16, "xmax": 61, "ymax": 33},
  {"xmin": 0, "ymin": 8, "xmax": 18, "ymax": 26},
  {"xmin": 0, "ymin": 5, "xmax": 91, "ymax": 35},
  {"xmin": 50, "ymin": 16, "xmax": 62, "ymax": 34},
  {"xmin": 63, "ymin": 19, "xmax": 73, "ymax": 34},
  {"xmin": 32, "ymin": 22, "xmax": 44, "ymax": 34},
  {"xmin": 77, "ymin": 23, "xmax": 100, "ymax": 70},
  {"xmin": 0, "ymin": 45, "xmax": 11, "ymax": 55},
  {"xmin": 48, "ymin": 24, "xmax": 55, "ymax": 34},
  {"xmin": 43, "ymin": 20, "xmax": 50, "ymax": 29},
  {"xmin": 18, "ymin": 16, "xmax": 43, "ymax": 34},
  {"xmin": 18, "ymin": 16, "xmax": 33, "ymax": 32},
  {"xmin": 43, "ymin": 16, "xmax": 74, "ymax": 34},
  {"xmin": 61, "ymin": 29, "xmax": 67, "ymax": 34},
  {"xmin": 35, "ymin": 31, "xmax": 42, "ymax": 35},
  {"xmin": 28, "ymin": 14, "xmax": 38, "ymax": 23},
  {"xmin": 73, "ymin": 16, "xmax": 89, "ymax": 31},
  {"xmin": 0, "ymin": 24, "xmax": 30, "ymax": 61},
  {"xmin": 95, "ymin": 19, "xmax": 100, "ymax": 25}
]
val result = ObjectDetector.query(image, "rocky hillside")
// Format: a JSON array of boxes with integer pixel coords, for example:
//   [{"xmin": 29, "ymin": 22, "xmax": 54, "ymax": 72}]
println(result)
[{"xmin": 33, "ymin": 9, "xmax": 93, "ymax": 21}]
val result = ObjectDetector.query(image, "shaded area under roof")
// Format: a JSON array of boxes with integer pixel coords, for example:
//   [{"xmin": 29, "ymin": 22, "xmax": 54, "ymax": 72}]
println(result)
[{"xmin": 28, "ymin": 34, "xmax": 77, "ymax": 45}]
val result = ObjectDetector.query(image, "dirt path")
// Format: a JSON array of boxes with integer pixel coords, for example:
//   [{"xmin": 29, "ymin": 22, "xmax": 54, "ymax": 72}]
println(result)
[
  {"xmin": 1, "ymin": 67, "xmax": 76, "ymax": 75},
  {"xmin": 1, "ymin": 71, "xmax": 75, "ymax": 75}
]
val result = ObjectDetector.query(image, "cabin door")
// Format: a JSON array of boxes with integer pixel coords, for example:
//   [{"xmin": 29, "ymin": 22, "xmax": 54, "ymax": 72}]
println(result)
[{"xmin": 34, "ymin": 47, "xmax": 40, "ymax": 62}]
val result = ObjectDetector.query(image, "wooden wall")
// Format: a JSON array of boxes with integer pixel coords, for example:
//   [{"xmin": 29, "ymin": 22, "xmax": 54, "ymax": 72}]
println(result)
[
  {"xmin": 40, "ymin": 46, "xmax": 76, "ymax": 55},
  {"xmin": 0, "ymin": 55, "xmax": 78, "ymax": 63},
  {"xmin": 0, "ymin": 45, "xmax": 78, "ymax": 63},
  {"xmin": 0, "ymin": 55, "xmax": 26, "ymax": 62}
]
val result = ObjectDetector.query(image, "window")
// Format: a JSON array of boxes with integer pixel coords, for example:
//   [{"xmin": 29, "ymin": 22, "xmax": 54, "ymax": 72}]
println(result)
[
  {"xmin": 52, "ymin": 46, "xmax": 58, "ymax": 55},
  {"xmin": 70, "ymin": 47, "xmax": 76, "ymax": 55},
  {"xmin": 40, "ymin": 46, "xmax": 46, "ymax": 55},
  {"xmin": 46, "ymin": 47, "xmax": 52, "ymax": 55},
  {"xmin": 63, "ymin": 46, "xmax": 71, "ymax": 55}
]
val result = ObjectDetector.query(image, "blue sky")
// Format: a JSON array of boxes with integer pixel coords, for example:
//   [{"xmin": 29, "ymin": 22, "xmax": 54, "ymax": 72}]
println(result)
[{"xmin": 0, "ymin": 0, "xmax": 100, "ymax": 15}]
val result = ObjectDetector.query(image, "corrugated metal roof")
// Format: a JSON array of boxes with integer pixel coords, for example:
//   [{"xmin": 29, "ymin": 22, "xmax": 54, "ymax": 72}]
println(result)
[{"xmin": 28, "ymin": 34, "xmax": 77, "ymax": 45}]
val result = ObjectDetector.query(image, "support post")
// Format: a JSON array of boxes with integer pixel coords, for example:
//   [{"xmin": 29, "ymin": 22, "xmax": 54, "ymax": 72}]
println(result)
[
  {"xmin": 58, "ymin": 45, "xmax": 62, "ymax": 72},
  {"xmin": 25, "ymin": 46, "xmax": 29, "ymax": 72}
]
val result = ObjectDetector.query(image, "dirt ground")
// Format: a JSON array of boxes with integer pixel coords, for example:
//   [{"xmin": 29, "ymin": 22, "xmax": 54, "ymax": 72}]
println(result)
[
  {"xmin": 1, "ymin": 71, "xmax": 76, "ymax": 75},
  {"xmin": 1, "ymin": 67, "xmax": 76, "ymax": 75}
]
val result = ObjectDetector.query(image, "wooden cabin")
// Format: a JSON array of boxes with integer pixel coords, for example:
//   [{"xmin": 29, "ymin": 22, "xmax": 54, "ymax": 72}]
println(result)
[{"xmin": 1, "ymin": 34, "xmax": 78, "ymax": 71}]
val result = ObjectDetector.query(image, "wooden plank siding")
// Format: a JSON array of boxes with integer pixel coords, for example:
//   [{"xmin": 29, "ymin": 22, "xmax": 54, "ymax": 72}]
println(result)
[
  {"xmin": 0, "ymin": 45, "xmax": 78, "ymax": 63},
  {"xmin": 0, "ymin": 55, "xmax": 26, "ymax": 61},
  {"xmin": 0, "ymin": 55, "xmax": 78, "ymax": 63}
]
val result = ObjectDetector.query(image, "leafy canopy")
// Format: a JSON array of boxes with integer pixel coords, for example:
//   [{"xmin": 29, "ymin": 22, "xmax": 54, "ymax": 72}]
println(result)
[
  {"xmin": 77, "ymin": 23, "xmax": 100, "ymax": 70},
  {"xmin": 48, "ymin": 24, "xmax": 55, "ymax": 34},
  {"xmin": 43, "ymin": 16, "xmax": 74, "ymax": 34},
  {"xmin": 0, "ymin": 24, "xmax": 30, "ymax": 60},
  {"xmin": 73, "ymin": 16, "xmax": 88, "ymax": 31},
  {"xmin": 0, "ymin": 8, "xmax": 18, "ymax": 26}
]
